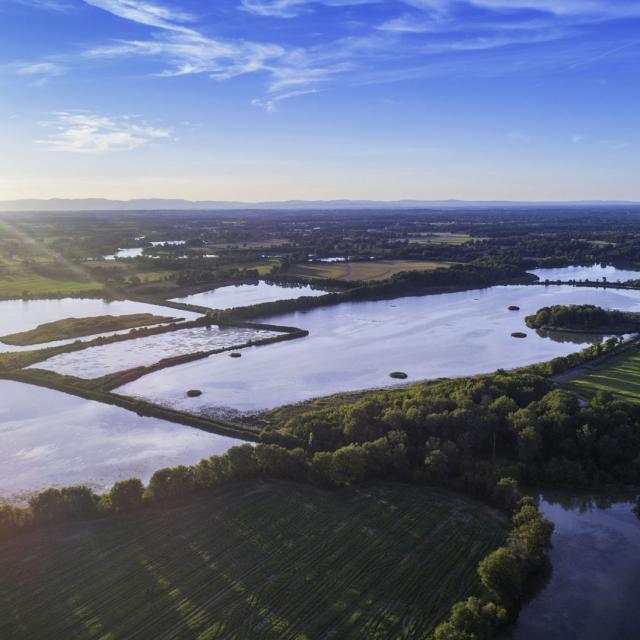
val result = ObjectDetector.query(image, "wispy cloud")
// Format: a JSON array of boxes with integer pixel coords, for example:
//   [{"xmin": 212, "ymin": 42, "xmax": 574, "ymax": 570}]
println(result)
[
  {"xmin": 36, "ymin": 111, "xmax": 170, "ymax": 153},
  {"xmin": 83, "ymin": 0, "xmax": 194, "ymax": 31},
  {"xmin": 240, "ymin": 0, "xmax": 378, "ymax": 19},
  {"xmin": 2, "ymin": 0, "xmax": 73, "ymax": 10},
  {"xmin": 600, "ymin": 139, "xmax": 629, "ymax": 150},
  {"xmin": 16, "ymin": 0, "xmax": 640, "ymax": 110},
  {"xmin": 251, "ymin": 88, "xmax": 317, "ymax": 111},
  {"xmin": 5, "ymin": 61, "xmax": 66, "ymax": 86}
]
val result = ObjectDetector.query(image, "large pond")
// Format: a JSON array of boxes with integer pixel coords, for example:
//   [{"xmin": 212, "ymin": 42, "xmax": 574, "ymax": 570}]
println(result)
[
  {"xmin": 530, "ymin": 264, "xmax": 640, "ymax": 283},
  {"xmin": 0, "ymin": 298, "xmax": 200, "ymax": 351},
  {"xmin": 0, "ymin": 380, "xmax": 241, "ymax": 505},
  {"xmin": 512, "ymin": 493, "xmax": 640, "ymax": 640},
  {"xmin": 171, "ymin": 281, "xmax": 329, "ymax": 310},
  {"xmin": 119, "ymin": 284, "xmax": 640, "ymax": 416},
  {"xmin": 103, "ymin": 247, "xmax": 144, "ymax": 260},
  {"xmin": 36, "ymin": 325, "xmax": 278, "ymax": 378}
]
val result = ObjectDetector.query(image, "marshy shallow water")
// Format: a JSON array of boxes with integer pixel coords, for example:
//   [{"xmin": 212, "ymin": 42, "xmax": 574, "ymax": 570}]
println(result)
[{"xmin": 36, "ymin": 324, "xmax": 279, "ymax": 378}]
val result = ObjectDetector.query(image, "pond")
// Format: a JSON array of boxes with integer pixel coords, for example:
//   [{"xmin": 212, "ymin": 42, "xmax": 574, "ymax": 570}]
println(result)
[
  {"xmin": 150, "ymin": 240, "xmax": 185, "ymax": 246},
  {"xmin": 0, "ymin": 298, "xmax": 200, "ymax": 351},
  {"xmin": 103, "ymin": 247, "xmax": 144, "ymax": 260},
  {"xmin": 119, "ymin": 283, "xmax": 640, "ymax": 416},
  {"xmin": 0, "ymin": 380, "xmax": 241, "ymax": 505},
  {"xmin": 512, "ymin": 493, "xmax": 640, "ymax": 640},
  {"xmin": 36, "ymin": 325, "xmax": 278, "ymax": 378},
  {"xmin": 529, "ymin": 264, "xmax": 640, "ymax": 283},
  {"xmin": 171, "ymin": 281, "xmax": 329, "ymax": 310}
]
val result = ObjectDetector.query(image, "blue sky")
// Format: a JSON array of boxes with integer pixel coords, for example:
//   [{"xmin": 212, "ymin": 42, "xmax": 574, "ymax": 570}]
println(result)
[{"xmin": 1, "ymin": 0, "xmax": 639, "ymax": 200}]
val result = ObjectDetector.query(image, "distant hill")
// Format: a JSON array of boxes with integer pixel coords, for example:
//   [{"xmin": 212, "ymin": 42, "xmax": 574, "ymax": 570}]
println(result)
[{"xmin": 0, "ymin": 198, "xmax": 638, "ymax": 212}]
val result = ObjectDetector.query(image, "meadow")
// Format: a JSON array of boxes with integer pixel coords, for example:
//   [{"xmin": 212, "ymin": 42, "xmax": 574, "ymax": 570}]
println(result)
[
  {"xmin": 0, "ymin": 480, "xmax": 506, "ymax": 640},
  {"xmin": 406, "ymin": 232, "xmax": 483, "ymax": 245},
  {"xmin": 563, "ymin": 346, "xmax": 640, "ymax": 403},
  {"xmin": 288, "ymin": 259, "xmax": 454, "ymax": 282}
]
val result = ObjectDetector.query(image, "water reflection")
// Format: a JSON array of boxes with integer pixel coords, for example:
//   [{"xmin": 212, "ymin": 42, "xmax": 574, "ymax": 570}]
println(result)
[
  {"xmin": 512, "ymin": 492, "xmax": 640, "ymax": 640},
  {"xmin": 0, "ymin": 380, "xmax": 241, "ymax": 505},
  {"xmin": 171, "ymin": 281, "xmax": 329, "ymax": 310},
  {"xmin": 120, "ymin": 284, "xmax": 640, "ymax": 415}
]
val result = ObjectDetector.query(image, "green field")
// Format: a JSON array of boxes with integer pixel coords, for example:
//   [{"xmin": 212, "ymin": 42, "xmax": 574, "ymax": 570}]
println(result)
[
  {"xmin": 407, "ymin": 233, "xmax": 485, "ymax": 245},
  {"xmin": 563, "ymin": 347, "xmax": 640, "ymax": 403},
  {"xmin": 0, "ymin": 273, "xmax": 103, "ymax": 298},
  {"xmin": 0, "ymin": 480, "xmax": 506, "ymax": 640},
  {"xmin": 288, "ymin": 259, "xmax": 454, "ymax": 282}
]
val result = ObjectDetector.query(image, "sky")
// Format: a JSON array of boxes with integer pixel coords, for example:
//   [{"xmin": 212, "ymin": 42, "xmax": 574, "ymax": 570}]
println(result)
[{"xmin": 1, "ymin": 0, "xmax": 639, "ymax": 201}]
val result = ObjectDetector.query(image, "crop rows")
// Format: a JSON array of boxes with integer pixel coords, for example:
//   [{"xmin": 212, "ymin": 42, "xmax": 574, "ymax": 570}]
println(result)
[{"xmin": 0, "ymin": 480, "xmax": 506, "ymax": 640}]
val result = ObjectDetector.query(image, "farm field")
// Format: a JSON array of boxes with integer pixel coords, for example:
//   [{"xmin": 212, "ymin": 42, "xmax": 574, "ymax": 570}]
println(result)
[
  {"xmin": 0, "ymin": 273, "xmax": 103, "ymax": 298},
  {"xmin": 562, "ymin": 347, "xmax": 640, "ymax": 403},
  {"xmin": 288, "ymin": 259, "xmax": 454, "ymax": 282},
  {"xmin": 407, "ymin": 232, "xmax": 484, "ymax": 245},
  {"xmin": 0, "ymin": 480, "xmax": 506, "ymax": 640}
]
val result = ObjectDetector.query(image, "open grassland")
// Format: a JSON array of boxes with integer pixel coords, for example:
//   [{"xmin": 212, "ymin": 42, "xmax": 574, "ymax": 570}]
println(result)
[
  {"xmin": 0, "ymin": 480, "xmax": 505, "ymax": 640},
  {"xmin": 563, "ymin": 346, "xmax": 640, "ymax": 403},
  {"xmin": 0, "ymin": 273, "xmax": 103, "ymax": 298},
  {"xmin": 288, "ymin": 259, "xmax": 454, "ymax": 282}
]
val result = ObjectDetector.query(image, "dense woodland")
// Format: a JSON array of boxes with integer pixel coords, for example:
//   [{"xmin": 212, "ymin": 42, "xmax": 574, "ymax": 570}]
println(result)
[{"xmin": 526, "ymin": 304, "xmax": 640, "ymax": 332}]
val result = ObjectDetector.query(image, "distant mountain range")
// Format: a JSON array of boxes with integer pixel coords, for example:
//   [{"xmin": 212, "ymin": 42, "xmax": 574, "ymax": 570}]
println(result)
[{"xmin": 1, "ymin": 198, "xmax": 638, "ymax": 212}]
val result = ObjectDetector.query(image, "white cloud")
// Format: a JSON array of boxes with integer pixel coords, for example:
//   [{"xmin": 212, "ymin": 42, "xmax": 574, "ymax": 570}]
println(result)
[
  {"xmin": 36, "ymin": 111, "xmax": 170, "ymax": 153},
  {"xmin": 5, "ymin": 61, "xmax": 66, "ymax": 86},
  {"xmin": 240, "ymin": 0, "xmax": 378, "ymax": 19},
  {"xmin": 252, "ymin": 88, "xmax": 317, "ymax": 111},
  {"xmin": 83, "ymin": 0, "xmax": 194, "ymax": 31}
]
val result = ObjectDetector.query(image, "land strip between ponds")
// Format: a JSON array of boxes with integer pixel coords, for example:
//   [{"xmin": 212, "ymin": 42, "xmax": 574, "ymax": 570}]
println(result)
[
  {"xmin": 0, "ymin": 368, "xmax": 259, "ymax": 441},
  {"xmin": 0, "ymin": 312, "xmax": 307, "ymax": 373}
]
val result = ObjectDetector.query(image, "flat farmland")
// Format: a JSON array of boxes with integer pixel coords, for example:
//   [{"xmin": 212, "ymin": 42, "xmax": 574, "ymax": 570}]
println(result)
[
  {"xmin": 0, "ymin": 480, "xmax": 506, "ymax": 640},
  {"xmin": 288, "ymin": 259, "xmax": 455, "ymax": 282},
  {"xmin": 407, "ymin": 233, "xmax": 485, "ymax": 245},
  {"xmin": 562, "ymin": 347, "xmax": 640, "ymax": 403}
]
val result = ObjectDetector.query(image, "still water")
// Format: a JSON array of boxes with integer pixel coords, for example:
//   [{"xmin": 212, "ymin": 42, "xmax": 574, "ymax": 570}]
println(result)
[
  {"xmin": 119, "ymin": 284, "xmax": 640, "ymax": 416},
  {"xmin": 171, "ymin": 280, "xmax": 329, "ymax": 310},
  {"xmin": 103, "ymin": 247, "xmax": 144, "ymax": 259},
  {"xmin": 529, "ymin": 264, "xmax": 640, "ymax": 283},
  {"xmin": 513, "ymin": 494, "xmax": 640, "ymax": 640},
  {"xmin": 0, "ymin": 380, "xmax": 240, "ymax": 505}
]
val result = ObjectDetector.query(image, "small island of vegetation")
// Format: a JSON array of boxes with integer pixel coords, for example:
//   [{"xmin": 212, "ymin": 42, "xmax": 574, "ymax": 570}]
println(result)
[
  {"xmin": 389, "ymin": 371, "xmax": 408, "ymax": 379},
  {"xmin": 0, "ymin": 313, "xmax": 177, "ymax": 346},
  {"xmin": 511, "ymin": 332, "xmax": 527, "ymax": 338},
  {"xmin": 525, "ymin": 304, "xmax": 640, "ymax": 333}
]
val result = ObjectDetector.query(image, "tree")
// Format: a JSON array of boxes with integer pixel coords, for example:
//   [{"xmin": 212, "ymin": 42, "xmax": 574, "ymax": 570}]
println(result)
[
  {"xmin": 226, "ymin": 444, "xmax": 259, "ymax": 479},
  {"xmin": 29, "ymin": 488, "xmax": 69, "ymax": 524},
  {"xmin": 109, "ymin": 478, "xmax": 144, "ymax": 512},
  {"xmin": 478, "ymin": 547, "xmax": 523, "ymax": 606},
  {"xmin": 434, "ymin": 597, "xmax": 507, "ymax": 640},
  {"xmin": 146, "ymin": 465, "xmax": 194, "ymax": 502},
  {"xmin": 330, "ymin": 445, "xmax": 367, "ymax": 486}
]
